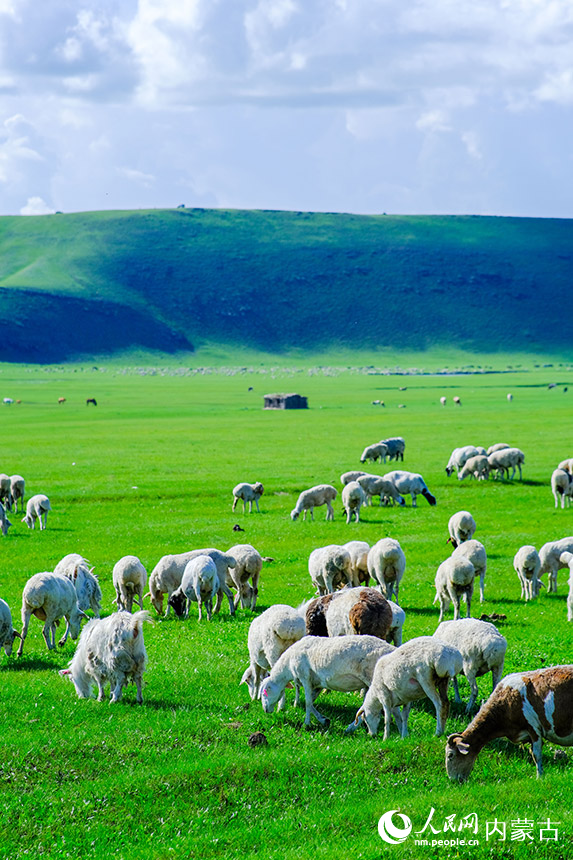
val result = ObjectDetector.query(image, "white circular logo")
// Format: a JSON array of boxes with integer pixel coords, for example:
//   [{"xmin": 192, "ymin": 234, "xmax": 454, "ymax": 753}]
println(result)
[{"xmin": 378, "ymin": 810, "xmax": 412, "ymax": 845}]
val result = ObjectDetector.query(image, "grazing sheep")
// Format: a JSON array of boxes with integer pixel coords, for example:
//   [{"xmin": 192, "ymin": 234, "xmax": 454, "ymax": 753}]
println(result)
[
  {"xmin": 507, "ymin": 393, "xmax": 513, "ymax": 402},
  {"xmin": 54, "ymin": 554, "xmax": 102, "ymax": 617},
  {"xmin": 453, "ymin": 396, "xmax": 461, "ymax": 406},
  {"xmin": 232, "ymin": 482, "xmax": 264, "ymax": 514},
  {"xmin": 539, "ymin": 537, "xmax": 573, "ymax": 592},
  {"xmin": 22, "ymin": 494, "xmax": 51, "ymax": 530},
  {"xmin": 16, "ymin": 572, "xmax": 87, "ymax": 657},
  {"xmin": 383, "ymin": 470, "xmax": 437, "ymax": 506},
  {"xmin": 434, "ymin": 555, "xmax": 475, "ymax": 622},
  {"xmin": 0, "ymin": 502, "xmax": 12, "ymax": 536},
  {"xmin": 0, "ymin": 598, "xmax": 21, "ymax": 656},
  {"xmin": 452, "ymin": 539, "xmax": 487, "ymax": 604},
  {"xmin": 447, "ymin": 511, "xmax": 476, "ymax": 549},
  {"xmin": 9, "ymin": 475, "xmax": 25, "ymax": 512},
  {"xmin": 113, "ymin": 555, "xmax": 147, "ymax": 613},
  {"xmin": 343, "ymin": 540, "xmax": 370, "ymax": 587},
  {"xmin": 146, "ymin": 548, "xmax": 236, "ymax": 616},
  {"xmin": 226, "ymin": 543, "xmax": 263, "ymax": 610},
  {"xmin": 513, "ymin": 545, "xmax": 542, "ymax": 601},
  {"xmin": 445, "ymin": 446, "xmax": 481, "ymax": 477},
  {"xmin": 445, "ymin": 665, "xmax": 573, "ymax": 780},
  {"xmin": 168, "ymin": 555, "xmax": 219, "ymax": 621},
  {"xmin": 457, "ymin": 455, "xmax": 490, "ymax": 481},
  {"xmin": 58, "ymin": 397, "xmax": 66, "ymax": 405},
  {"xmin": 434, "ymin": 618, "xmax": 507, "ymax": 712},
  {"xmin": 551, "ymin": 469, "xmax": 573, "ymax": 509},
  {"xmin": 346, "ymin": 636, "xmax": 463, "ymax": 739},
  {"xmin": 440, "ymin": 396, "xmax": 446, "ymax": 406},
  {"xmin": 0, "ymin": 474, "xmax": 11, "ymax": 507},
  {"xmin": 487, "ymin": 443, "xmax": 510, "ymax": 455},
  {"xmin": 260, "ymin": 635, "xmax": 395, "ymax": 727},
  {"xmin": 487, "ymin": 447, "xmax": 525, "ymax": 481},
  {"xmin": 308, "ymin": 545, "xmax": 351, "ymax": 595},
  {"xmin": 386, "ymin": 600, "xmax": 406, "ymax": 647},
  {"xmin": 291, "ymin": 484, "xmax": 337, "ymax": 521},
  {"xmin": 240, "ymin": 604, "xmax": 307, "ymax": 703},
  {"xmin": 357, "ymin": 474, "xmax": 405, "ymax": 507},
  {"xmin": 560, "ymin": 552, "xmax": 573, "ymax": 621},
  {"xmin": 558, "ymin": 458, "xmax": 573, "ymax": 474},
  {"xmin": 367, "ymin": 538, "xmax": 406, "ymax": 604},
  {"xmin": 341, "ymin": 481, "xmax": 366, "ymax": 523},
  {"xmin": 324, "ymin": 587, "xmax": 393, "ymax": 640},
  {"xmin": 380, "ymin": 437, "xmax": 405, "ymax": 461},
  {"xmin": 340, "ymin": 470, "xmax": 367, "ymax": 486},
  {"xmin": 360, "ymin": 442, "xmax": 388, "ymax": 464},
  {"xmin": 60, "ymin": 610, "xmax": 149, "ymax": 703}
]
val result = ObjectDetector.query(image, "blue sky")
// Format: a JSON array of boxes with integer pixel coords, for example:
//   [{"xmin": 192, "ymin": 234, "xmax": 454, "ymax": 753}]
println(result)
[{"xmin": 1, "ymin": 0, "xmax": 573, "ymax": 217}]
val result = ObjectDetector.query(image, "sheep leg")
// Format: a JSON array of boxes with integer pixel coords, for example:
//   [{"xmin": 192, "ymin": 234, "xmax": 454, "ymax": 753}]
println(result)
[
  {"xmin": 398, "ymin": 704, "xmax": 411, "ymax": 738},
  {"xmin": 197, "ymin": 599, "xmax": 203, "ymax": 622},
  {"xmin": 17, "ymin": 609, "xmax": 32, "ymax": 657},
  {"xmin": 302, "ymin": 681, "xmax": 329, "ymax": 727},
  {"xmin": 96, "ymin": 678, "xmax": 106, "ymax": 702},
  {"xmin": 466, "ymin": 673, "xmax": 478, "ymax": 713},
  {"xmin": 248, "ymin": 500, "xmax": 253, "ymax": 513},
  {"xmin": 220, "ymin": 581, "xmax": 236, "ymax": 616},
  {"xmin": 255, "ymin": 499, "xmax": 260, "ymax": 513},
  {"xmin": 134, "ymin": 672, "xmax": 144, "ymax": 704},
  {"xmin": 110, "ymin": 677, "xmax": 125, "ymax": 703},
  {"xmin": 421, "ymin": 675, "xmax": 450, "ymax": 736},
  {"xmin": 325, "ymin": 502, "xmax": 334, "ymax": 521},
  {"xmin": 479, "ymin": 574, "xmax": 485, "ymax": 604},
  {"xmin": 206, "ymin": 598, "xmax": 213, "ymax": 622},
  {"xmin": 232, "ymin": 497, "xmax": 238, "ymax": 512},
  {"xmin": 250, "ymin": 574, "xmax": 259, "ymax": 611},
  {"xmin": 58, "ymin": 619, "xmax": 71, "ymax": 648},
  {"xmin": 529, "ymin": 738, "xmax": 544, "ymax": 777},
  {"xmin": 452, "ymin": 677, "xmax": 462, "ymax": 704},
  {"xmin": 242, "ymin": 499, "xmax": 247, "ymax": 514}
]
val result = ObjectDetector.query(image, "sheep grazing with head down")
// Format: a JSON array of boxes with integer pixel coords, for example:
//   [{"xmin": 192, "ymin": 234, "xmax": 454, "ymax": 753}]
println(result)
[
  {"xmin": 16, "ymin": 572, "xmax": 87, "ymax": 657},
  {"xmin": 434, "ymin": 555, "xmax": 475, "ymax": 623},
  {"xmin": 112, "ymin": 555, "xmax": 147, "ymax": 613},
  {"xmin": 232, "ymin": 482, "xmax": 264, "ymax": 513},
  {"xmin": 357, "ymin": 474, "xmax": 405, "ymax": 507},
  {"xmin": 381, "ymin": 437, "xmax": 406, "ymax": 461},
  {"xmin": 340, "ymin": 471, "xmax": 367, "ymax": 487},
  {"xmin": 539, "ymin": 537, "xmax": 573, "ymax": 593},
  {"xmin": 445, "ymin": 446, "xmax": 481, "ymax": 478},
  {"xmin": 22, "ymin": 494, "xmax": 51, "ymax": 530},
  {"xmin": 240, "ymin": 604, "xmax": 307, "ymax": 703},
  {"xmin": 457, "ymin": 456, "xmax": 490, "ymax": 481},
  {"xmin": 146, "ymin": 548, "xmax": 237, "ymax": 616},
  {"xmin": 383, "ymin": 470, "xmax": 437, "ymax": 507},
  {"xmin": 324, "ymin": 587, "xmax": 393, "ymax": 640},
  {"xmin": 60, "ymin": 610, "xmax": 150, "ymax": 703},
  {"xmin": 341, "ymin": 481, "xmax": 366, "ymax": 523},
  {"xmin": 487, "ymin": 447, "xmax": 525, "ymax": 481},
  {"xmin": 447, "ymin": 511, "xmax": 476, "ymax": 549},
  {"xmin": 551, "ymin": 469, "xmax": 573, "ymax": 509},
  {"xmin": 560, "ymin": 552, "xmax": 573, "ymax": 622},
  {"xmin": 168, "ymin": 555, "xmax": 220, "ymax": 621},
  {"xmin": 513, "ymin": 545, "xmax": 541, "ymax": 601},
  {"xmin": 367, "ymin": 538, "xmax": 406, "ymax": 604},
  {"xmin": 291, "ymin": 484, "xmax": 337, "ymax": 521},
  {"xmin": 343, "ymin": 540, "xmax": 370, "ymax": 587},
  {"xmin": 54, "ymin": 553, "xmax": 102, "ymax": 617},
  {"xmin": 360, "ymin": 442, "xmax": 389, "ymax": 465},
  {"xmin": 9, "ymin": 475, "xmax": 25, "ymax": 512},
  {"xmin": 452, "ymin": 539, "xmax": 487, "ymax": 603},
  {"xmin": 308, "ymin": 545, "xmax": 351, "ymax": 596},
  {"xmin": 0, "ymin": 598, "xmax": 21, "ymax": 656},
  {"xmin": 0, "ymin": 474, "xmax": 11, "ymax": 508},
  {"xmin": 226, "ymin": 543, "xmax": 263, "ymax": 610}
]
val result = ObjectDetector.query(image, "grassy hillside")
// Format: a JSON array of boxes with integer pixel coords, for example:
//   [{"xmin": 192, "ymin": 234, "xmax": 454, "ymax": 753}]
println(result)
[{"xmin": 0, "ymin": 209, "xmax": 571, "ymax": 362}]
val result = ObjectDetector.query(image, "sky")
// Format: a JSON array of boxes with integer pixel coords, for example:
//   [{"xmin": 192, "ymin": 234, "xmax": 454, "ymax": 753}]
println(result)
[{"xmin": 1, "ymin": 0, "xmax": 573, "ymax": 218}]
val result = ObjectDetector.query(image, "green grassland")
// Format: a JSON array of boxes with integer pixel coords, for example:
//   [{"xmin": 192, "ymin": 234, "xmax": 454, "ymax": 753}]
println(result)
[{"xmin": 0, "ymin": 357, "xmax": 573, "ymax": 860}]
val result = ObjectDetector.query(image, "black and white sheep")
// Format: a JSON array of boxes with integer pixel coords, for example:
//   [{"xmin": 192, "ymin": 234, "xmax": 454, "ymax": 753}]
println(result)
[{"xmin": 383, "ymin": 470, "xmax": 437, "ymax": 506}]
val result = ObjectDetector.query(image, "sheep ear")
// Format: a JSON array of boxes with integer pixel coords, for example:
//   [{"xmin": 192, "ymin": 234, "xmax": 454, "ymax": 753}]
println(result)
[{"xmin": 457, "ymin": 741, "xmax": 471, "ymax": 755}]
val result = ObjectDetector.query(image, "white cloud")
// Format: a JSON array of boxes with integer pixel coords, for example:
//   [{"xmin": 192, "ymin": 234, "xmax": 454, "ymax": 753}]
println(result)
[
  {"xmin": 20, "ymin": 196, "xmax": 55, "ymax": 215},
  {"xmin": 416, "ymin": 110, "xmax": 451, "ymax": 133},
  {"xmin": 535, "ymin": 68, "xmax": 573, "ymax": 104}
]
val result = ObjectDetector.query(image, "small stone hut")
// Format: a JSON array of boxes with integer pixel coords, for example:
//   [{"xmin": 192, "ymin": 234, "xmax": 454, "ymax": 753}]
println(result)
[{"xmin": 263, "ymin": 393, "xmax": 308, "ymax": 410}]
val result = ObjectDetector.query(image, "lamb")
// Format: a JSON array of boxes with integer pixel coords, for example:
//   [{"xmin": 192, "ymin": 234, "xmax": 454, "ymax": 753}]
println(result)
[
  {"xmin": 551, "ymin": 468, "xmax": 573, "ymax": 509},
  {"xmin": 113, "ymin": 555, "xmax": 147, "ymax": 613},
  {"xmin": 360, "ymin": 442, "xmax": 388, "ymax": 464},
  {"xmin": 457, "ymin": 455, "xmax": 490, "ymax": 481},
  {"xmin": 513, "ymin": 545, "xmax": 541, "ymax": 601},
  {"xmin": 340, "ymin": 470, "xmax": 367, "ymax": 486},
  {"xmin": 260, "ymin": 635, "xmax": 395, "ymax": 727},
  {"xmin": 232, "ymin": 481, "xmax": 264, "ymax": 513},
  {"xmin": 146, "ymin": 548, "xmax": 237, "ymax": 616},
  {"xmin": 367, "ymin": 538, "xmax": 406, "ymax": 604},
  {"xmin": 558, "ymin": 458, "xmax": 573, "ymax": 474},
  {"xmin": 324, "ymin": 587, "xmax": 393, "ymax": 640},
  {"xmin": 445, "ymin": 665, "xmax": 573, "ymax": 780},
  {"xmin": 343, "ymin": 540, "xmax": 370, "ymax": 587},
  {"xmin": 487, "ymin": 443, "xmax": 510, "ymax": 455},
  {"xmin": 434, "ymin": 618, "xmax": 507, "ymax": 712},
  {"xmin": 445, "ymin": 446, "xmax": 481, "ymax": 477},
  {"xmin": 54, "ymin": 553, "xmax": 102, "ymax": 617},
  {"xmin": 452, "ymin": 539, "xmax": 487, "ymax": 603},
  {"xmin": 240, "ymin": 604, "xmax": 306, "ymax": 703},
  {"xmin": 16, "ymin": 572, "xmax": 87, "ymax": 657},
  {"xmin": 434, "ymin": 555, "xmax": 475, "ymax": 622},
  {"xmin": 341, "ymin": 481, "xmax": 366, "ymax": 523},
  {"xmin": 539, "ymin": 537, "xmax": 573, "ymax": 592},
  {"xmin": 308, "ymin": 545, "xmax": 351, "ymax": 595},
  {"xmin": 226, "ymin": 543, "xmax": 263, "ymax": 610},
  {"xmin": 447, "ymin": 511, "xmax": 476, "ymax": 548},
  {"xmin": 383, "ymin": 470, "xmax": 437, "ymax": 506},
  {"xmin": 0, "ymin": 502, "xmax": 11, "ymax": 536},
  {"xmin": 357, "ymin": 474, "xmax": 405, "ymax": 507},
  {"xmin": 168, "ymin": 555, "xmax": 220, "ymax": 621},
  {"xmin": 560, "ymin": 552, "xmax": 573, "ymax": 621},
  {"xmin": 346, "ymin": 636, "xmax": 463, "ymax": 739},
  {"xmin": 9, "ymin": 474, "xmax": 25, "ymax": 512},
  {"xmin": 22, "ymin": 493, "xmax": 51, "ymax": 530},
  {"xmin": 440, "ymin": 396, "xmax": 446, "ymax": 406},
  {"xmin": 487, "ymin": 447, "xmax": 525, "ymax": 481},
  {"xmin": 290, "ymin": 484, "xmax": 337, "ymax": 521},
  {"xmin": 0, "ymin": 598, "xmax": 21, "ymax": 656},
  {"xmin": 60, "ymin": 610, "xmax": 149, "ymax": 703}
]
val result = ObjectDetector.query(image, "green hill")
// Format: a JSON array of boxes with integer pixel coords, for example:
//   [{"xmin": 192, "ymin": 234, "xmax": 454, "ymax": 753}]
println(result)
[{"xmin": 0, "ymin": 208, "xmax": 571, "ymax": 362}]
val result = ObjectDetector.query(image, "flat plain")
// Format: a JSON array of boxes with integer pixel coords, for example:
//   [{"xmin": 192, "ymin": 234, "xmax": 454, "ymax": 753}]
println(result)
[{"xmin": 0, "ymin": 355, "xmax": 572, "ymax": 860}]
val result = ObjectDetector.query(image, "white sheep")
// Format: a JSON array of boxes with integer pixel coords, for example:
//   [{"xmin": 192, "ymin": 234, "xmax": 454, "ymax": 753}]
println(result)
[
  {"xmin": 0, "ymin": 598, "xmax": 21, "ymax": 655},
  {"xmin": 487, "ymin": 447, "xmax": 525, "ymax": 481},
  {"xmin": 551, "ymin": 469, "xmax": 573, "ymax": 509},
  {"xmin": 346, "ymin": 636, "xmax": 463, "ymax": 739},
  {"xmin": 146, "ymin": 548, "xmax": 237, "ymax": 616},
  {"xmin": 0, "ymin": 502, "xmax": 11, "ymax": 536},
  {"xmin": 54, "ymin": 553, "xmax": 102, "ymax": 617},
  {"xmin": 434, "ymin": 618, "xmax": 507, "ymax": 712},
  {"xmin": 343, "ymin": 540, "xmax": 370, "ymax": 587},
  {"xmin": 232, "ymin": 481, "xmax": 264, "ymax": 513},
  {"xmin": 513, "ymin": 545, "xmax": 541, "ymax": 601},
  {"xmin": 557, "ymin": 457, "xmax": 573, "ymax": 474},
  {"xmin": 22, "ymin": 493, "xmax": 51, "ymax": 530},
  {"xmin": 486, "ymin": 443, "xmax": 510, "ymax": 455},
  {"xmin": 340, "ymin": 470, "xmax": 367, "ymax": 486},
  {"xmin": 440, "ymin": 396, "xmax": 446, "ymax": 406},
  {"xmin": 507, "ymin": 393, "xmax": 513, "ymax": 402},
  {"xmin": 0, "ymin": 473, "xmax": 10, "ymax": 507},
  {"xmin": 445, "ymin": 446, "xmax": 481, "ymax": 477},
  {"xmin": 9, "ymin": 474, "xmax": 25, "ymax": 512},
  {"xmin": 381, "ymin": 437, "xmax": 406, "ymax": 461},
  {"xmin": 434, "ymin": 555, "xmax": 475, "ymax": 622},
  {"xmin": 291, "ymin": 484, "xmax": 337, "ymax": 521},
  {"xmin": 357, "ymin": 474, "xmax": 405, "ymax": 507},
  {"xmin": 560, "ymin": 552, "xmax": 573, "ymax": 621},
  {"xmin": 383, "ymin": 470, "xmax": 437, "ymax": 506},
  {"xmin": 539, "ymin": 537, "xmax": 573, "ymax": 592},
  {"xmin": 60, "ymin": 610, "xmax": 149, "ymax": 703},
  {"xmin": 324, "ymin": 587, "xmax": 393, "ymax": 640},
  {"xmin": 453, "ymin": 396, "xmax": 461, "ymax": 406},
  {"xmin": 452, "ymin": 539, "xmax": 487, "ymax": 604},
  {"xmin": 113, "ymin": 555, "xmax": 147, "ymax": 613},
  {"xmin": 457, "ymin": 455, "xmax": 490, "ymax": 481},
  {"xmin": 16, "ymin": 572, "xmax": 87, "ymax": 657},
  {"xmin": 341, "ymin": 481, "xmax": 366, "ymax": 523},
  {"xmin": 260, "ymin": 635, "xmax": 395, "ymax": 727},
  {"xmin": 360, "ymin": 442, "xmax": 388, "ymax": 464},
  {"xmin": 367, "ymin": 538, "xmax": 406, "ymax": 604},
  {"xmin": 447, "ymin": 511, "xmax": 476, "ymax": 548},
  {"xmin": 168, "ymin": 555, "xmax": 219, "ymax": 621},
  {"xmin": 386, "ymin": 600, "xmax": 406, "ymax": 647},
  {"xmin": 226, "ymin": 543, "xmax": 263, "ymax": 610},
  {"xmin": 308, "ymin": 544, "xmax": 351, "ymax": 595},
  {"xmin": 240, "ymin": 604, "xmax": 306, "ymax": 703}
]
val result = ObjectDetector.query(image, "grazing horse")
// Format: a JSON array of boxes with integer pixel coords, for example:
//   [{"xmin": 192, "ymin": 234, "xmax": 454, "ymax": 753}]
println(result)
[{"xmin": 86, "ymin": 398, "xmax": 97, "ymax": 406}]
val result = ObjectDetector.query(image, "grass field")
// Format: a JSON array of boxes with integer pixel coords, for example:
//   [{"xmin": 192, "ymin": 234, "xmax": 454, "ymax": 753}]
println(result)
[{"xmin": 0, "ymin": 354, "xmax": 572, "ymax": 860}]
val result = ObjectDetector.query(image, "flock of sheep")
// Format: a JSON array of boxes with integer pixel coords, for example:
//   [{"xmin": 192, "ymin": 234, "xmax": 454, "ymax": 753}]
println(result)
[{"xmin": 1, "ymin": 431, "xmax": 573, "ymax": 786}]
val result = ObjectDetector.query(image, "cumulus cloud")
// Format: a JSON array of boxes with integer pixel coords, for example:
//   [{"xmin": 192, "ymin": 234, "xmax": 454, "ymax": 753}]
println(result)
[{"xmin": 20, "ymin": 196, "xmax": 55, "ymax": 215}]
